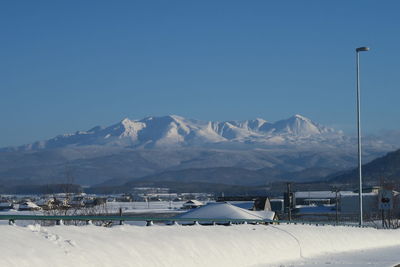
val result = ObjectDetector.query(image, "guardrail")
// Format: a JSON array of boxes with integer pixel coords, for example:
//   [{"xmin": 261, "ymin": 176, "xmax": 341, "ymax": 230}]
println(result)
[
  {"xmin": 1, "ymin": 215, "xmax": 272, "ymax": 226},
  {"xmin": 0, "ymin": 214, "xmax": 372, "ymax": 228}
]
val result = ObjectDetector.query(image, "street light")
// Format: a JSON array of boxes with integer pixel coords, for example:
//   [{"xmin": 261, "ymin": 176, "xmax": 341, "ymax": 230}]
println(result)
[{"xmin": 356, "ymin": 46, "xmax": 369, "ymax": 226}]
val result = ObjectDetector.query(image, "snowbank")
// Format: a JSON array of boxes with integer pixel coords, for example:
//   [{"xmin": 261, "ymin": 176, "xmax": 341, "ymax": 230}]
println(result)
[{"xmin": 0, "ymin": 224, "xmax": 399, "ymax": 267}]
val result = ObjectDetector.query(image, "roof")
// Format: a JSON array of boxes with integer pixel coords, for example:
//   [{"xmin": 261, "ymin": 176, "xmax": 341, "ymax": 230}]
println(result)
[
  {"xmin": 340, "ymin": 192, "xmax": 378, "ymax": 197},
  {"xmin": 270, "ymin": 199, "xmax": 284, "ymax": 202},
  {"xmin": 176, "ymin": 202, "xmax": 275, "ymax": 221},
  {"xmin": 19, "ymin": 201, "xmax": 40, "ymax": 208},
  {"xmin": 295, "ymin": 191, "xmax": 353, "ymax": 199},
  {"xmin": 183, "ymin": 200, "xmax": 203, "ymax": 206}
]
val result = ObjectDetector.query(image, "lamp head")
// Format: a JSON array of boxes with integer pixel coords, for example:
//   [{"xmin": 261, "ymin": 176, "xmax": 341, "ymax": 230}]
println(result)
[{"xmin": 356, "ymin": 47, "xmax": 370, "ymax": 52}]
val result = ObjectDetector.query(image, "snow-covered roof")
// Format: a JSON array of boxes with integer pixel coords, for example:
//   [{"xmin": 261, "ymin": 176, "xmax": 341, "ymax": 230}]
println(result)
[
  {"xmin": 340, "ymin": 192, "xmax": 378, "ymax": 197},
  {"xmin": 19, "ymin": 201, "xmax": 40, "ymax": 208},
  {"xmin": 176, "ymin": 202, "xmax": 275, "ymax": 221},
  {"xmin": 183, "ymin": 200, "xmax": 203, "ymax": 206},
  {"xmin": 295, "ymin": 191, "xmax": 353, "ymax": 199}
]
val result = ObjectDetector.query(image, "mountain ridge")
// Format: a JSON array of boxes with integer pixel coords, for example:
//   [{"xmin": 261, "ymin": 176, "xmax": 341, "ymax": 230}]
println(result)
[
  {"xmin": 327, "ymin": 148, "xmax": 400, "ymax": 188},
  {"xmin": 0, "ymin": 114, "xmax": 397, "ymax": 188},
  {"xmin": 2, "ymin": 114, "xmax": 350, "ymax": 152}
]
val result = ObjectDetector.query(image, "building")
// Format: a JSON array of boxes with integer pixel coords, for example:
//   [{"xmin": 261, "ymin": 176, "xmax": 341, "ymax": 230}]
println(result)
[
  {"xmin": 294, "ymin": 191, "xmax": 352, "ymax": 206},
  {"xmin": 182, "ymin": 200, "xmax": 203, "ymax": 209}
]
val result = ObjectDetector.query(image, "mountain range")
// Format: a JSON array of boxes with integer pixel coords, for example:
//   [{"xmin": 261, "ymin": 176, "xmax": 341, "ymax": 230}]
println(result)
[
  {"xmin": 3, "ymin": 114, "xmax": 352, "ymax": 151},
  {"xmin": 0, "ymin": 114, "xmax": 397, "ymax": 192}
]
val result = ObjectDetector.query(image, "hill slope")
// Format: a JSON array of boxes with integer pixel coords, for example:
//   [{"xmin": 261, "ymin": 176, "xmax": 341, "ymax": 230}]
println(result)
[{"xmin": 329, "ymin": 149, "xmax": 400, "ymax": 188}]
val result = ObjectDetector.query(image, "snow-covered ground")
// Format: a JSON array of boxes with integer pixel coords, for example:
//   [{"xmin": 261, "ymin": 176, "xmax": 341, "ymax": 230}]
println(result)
[
  {"xmin": 281, "ymin": 245, "xmax": 400, "ymax": 267},
  {"xmin": 0, "ymin": 224, "xmax": 399, "ymax": 267},
  {"xmin": 0, "ymin": 201, "xmax": 187, "ymax": 216},
  {"xmin": 0, "ymin": 201, "xmax": 187, "ymax": 227}
]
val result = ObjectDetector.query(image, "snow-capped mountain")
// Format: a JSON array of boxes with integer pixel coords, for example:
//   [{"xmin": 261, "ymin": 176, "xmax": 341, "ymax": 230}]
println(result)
[
  {"xmin": 6, "ymin": 114, "xmax": 348, "ymax": 151},
  {"xmin": 1, "ymin": 115, "xmax": 396, "ymax": 187}
]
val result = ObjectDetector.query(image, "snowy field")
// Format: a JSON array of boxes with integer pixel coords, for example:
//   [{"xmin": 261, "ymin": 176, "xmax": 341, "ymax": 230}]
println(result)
[{"xmin": 0, "ymin": 224, "xmax": 399, "ymax": 267}]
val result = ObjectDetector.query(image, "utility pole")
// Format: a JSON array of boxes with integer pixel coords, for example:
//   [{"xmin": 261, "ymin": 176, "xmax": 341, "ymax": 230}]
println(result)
[
  {"xmin": 119, "ymin": 207, "xmax": 123, "ymax": 225},
  {"xmin": 333, "ymin": 187, "xmax": 339, "ymax": 224},
  {"xmin": 287, "ymin": 182, "xmax": 292, "ymax": 222}
]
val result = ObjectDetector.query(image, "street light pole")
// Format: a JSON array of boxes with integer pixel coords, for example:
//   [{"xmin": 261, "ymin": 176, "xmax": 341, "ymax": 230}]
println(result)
[{"xmin": 355, "ymin": 46, "xmax": 369, "ymax": 227}]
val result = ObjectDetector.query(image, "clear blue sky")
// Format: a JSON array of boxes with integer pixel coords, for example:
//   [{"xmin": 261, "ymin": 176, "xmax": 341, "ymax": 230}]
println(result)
[{"xmin": 1, "ymin": 1, "xmax": 399, "ymax": 147}]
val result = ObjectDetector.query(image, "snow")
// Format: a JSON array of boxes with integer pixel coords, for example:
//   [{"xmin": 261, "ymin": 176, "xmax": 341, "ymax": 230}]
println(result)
[
  {"xmin": 282, "ymin": 245, "xmax": 400, "ymax": 267},
  {"xmin": 0, "ymin": 223, "xmax": 399, "ymax": 266}
]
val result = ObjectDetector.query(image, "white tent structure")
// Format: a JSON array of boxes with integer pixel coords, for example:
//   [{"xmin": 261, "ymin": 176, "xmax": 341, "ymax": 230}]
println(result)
[{"xmin": 175, "ymin": 202, "xmax": 275, "ymax": 223}]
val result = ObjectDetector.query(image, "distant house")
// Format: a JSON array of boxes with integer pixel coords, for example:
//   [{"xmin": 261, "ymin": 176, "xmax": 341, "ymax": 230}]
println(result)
[
  {"xmin": 84, "ymin": 197, "xmax": 106, "ymax": 207},
  {"xmin": 0, "ymin": 201, "xmax": 14, "ymax": 210},
  {"xmin": 18, "ymin": 201, "xmax": 41, "ymax": 211},
  {"xmin": 148, "ymin": 197, "xmax": 162, "ymax": 202},
  {"xmin": 182, "ymin": 200, "xmax": 203, "ymax": 209},
  {"xmin": 70, "ymin": 196, "xmax": 85, "ymax": 208},
  {"xmin": 39, "ymin": 197, "xmax": 70, "ymax": 210},
  {"xmin": 115, "ymin": 194, "xmax": 133, "ymax": 202}
]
